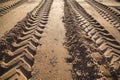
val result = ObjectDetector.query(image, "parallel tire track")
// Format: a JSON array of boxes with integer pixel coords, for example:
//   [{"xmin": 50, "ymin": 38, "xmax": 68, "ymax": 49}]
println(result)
[
  {"xmin": 0, "ymin": 0, "xmax": 27, "ymax": 16},
  {"xmin": 0, "ymin": 0, "xmax": 53, "ymax": 80},
  {"xmin": 86, "ymin": 0, "xmax": 120, "ymax": 32},
  {"xmin": 64, "ymin": 0, "xmax": 120, "ymax": 80}
]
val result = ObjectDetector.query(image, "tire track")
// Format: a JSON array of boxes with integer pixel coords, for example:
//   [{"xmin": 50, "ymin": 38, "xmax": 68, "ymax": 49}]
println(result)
[
  {"xmin": 0, "ymin": 0, "xmax": 53, "ymax": 80},
  {"xmin": 31, "ymin": 0, "xmax": 72, "ymax": 79},
  {"xmin": 86, "ymin": 0, "xmax": 120, "ymax": 32},
  {"xmin": 0, "ymin": 0, "xmax": 27, "ymax": 16},
  {"xmin": 110, "ymin": 6, "xmax": 120, "ymax": 14},
  {"xmin": 113, "ymin": 6, "xmax": 120, "ymax": 12},
  {"xmin": 64, "ymin": 0, "xmax": 120, "ymax": 79}
]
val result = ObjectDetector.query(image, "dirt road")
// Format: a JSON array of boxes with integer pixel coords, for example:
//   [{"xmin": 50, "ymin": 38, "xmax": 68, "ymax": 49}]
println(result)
[{"xmin": 0, "ymin": 0, "xmax": 120, "ymax": 80}]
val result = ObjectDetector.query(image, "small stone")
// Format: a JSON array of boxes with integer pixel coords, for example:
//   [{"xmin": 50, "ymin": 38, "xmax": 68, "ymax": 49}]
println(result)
[{"xmin": 76, "ymin": 70, "xmax": 81, "ymax": 76}]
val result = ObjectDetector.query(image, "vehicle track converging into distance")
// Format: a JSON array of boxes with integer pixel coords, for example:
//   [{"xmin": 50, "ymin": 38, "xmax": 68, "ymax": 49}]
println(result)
[
  {"xmin": 86, "ymin": 0, "xmax": 120, "ymax": 32},
  {"xmin": 0, "ymin": 0, "xmax": 27, "ymax": 16},
  {"xmin": 0, "ymin": 0, "xmax": 120, "ymax": 80}
]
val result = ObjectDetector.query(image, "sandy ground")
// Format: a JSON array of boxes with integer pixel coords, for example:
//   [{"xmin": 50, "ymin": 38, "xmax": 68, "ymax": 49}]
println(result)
[
  {"xmin": 0, "ymin": 0, "xmax": 41, "ymax": 37},
  {"xmin": 31, "ymin": 0, "xmax": 72, "ymax": 80},
  {"xmin": 0, "ymin": 0, "xmax": 120, "ymax": 80},
  {"xmin": 77, "ymin": 0, "xmax": 120, "ymax": 42}
]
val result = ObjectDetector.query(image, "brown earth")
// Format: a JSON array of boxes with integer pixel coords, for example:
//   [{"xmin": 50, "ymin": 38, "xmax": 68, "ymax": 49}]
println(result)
[{"xmin": 0, "ymin": 0, "xmax": 120, "ymax": 80}]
